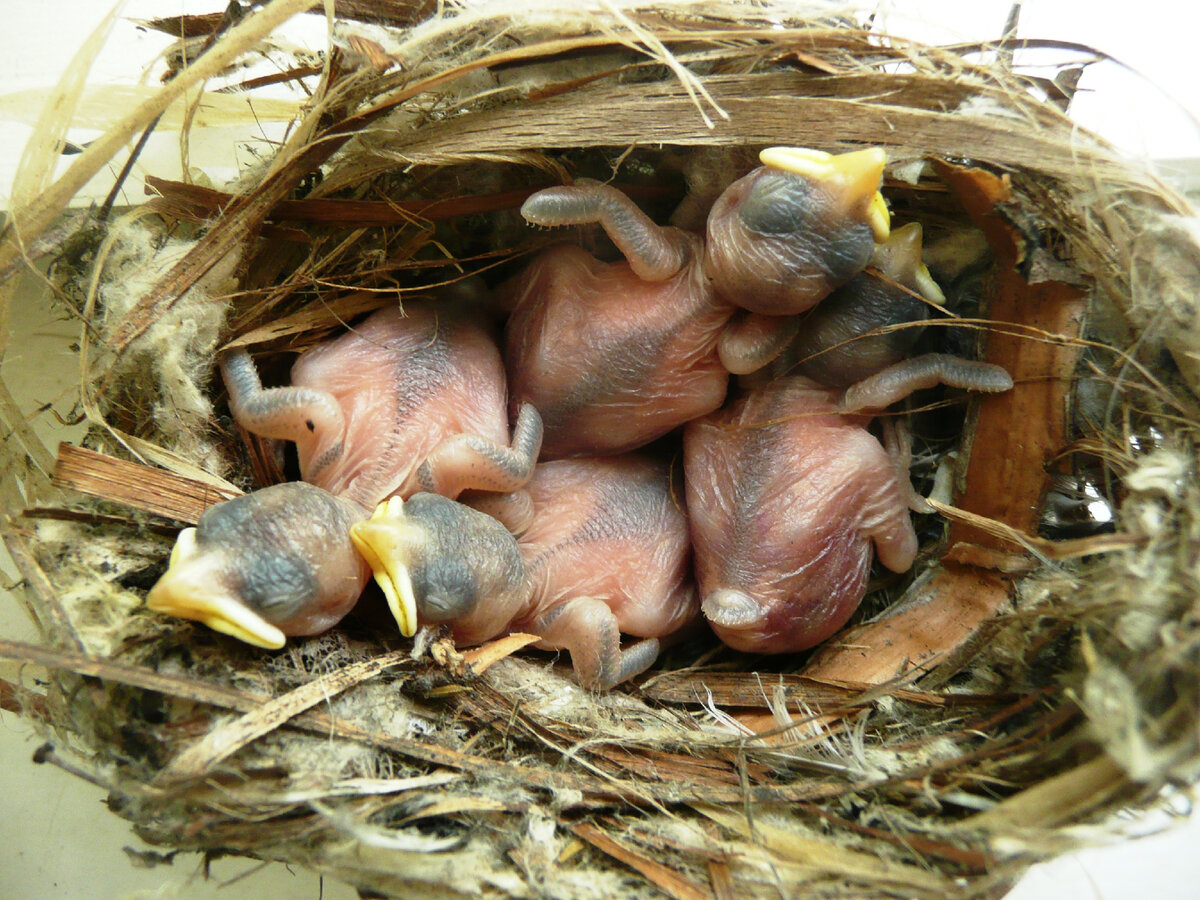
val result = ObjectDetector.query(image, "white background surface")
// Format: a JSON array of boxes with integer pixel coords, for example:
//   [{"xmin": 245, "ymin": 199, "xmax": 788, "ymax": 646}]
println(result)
[{"xmin": 2, "ymin": 2, "xmax": 1199, "ymax": 898}]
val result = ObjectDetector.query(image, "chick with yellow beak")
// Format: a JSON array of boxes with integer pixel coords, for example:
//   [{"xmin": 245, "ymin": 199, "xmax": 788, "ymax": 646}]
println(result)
[
  {"xmin": 349, "ymin": 493, "xmax": 531, "ymax": 648},
  {"xmin": 760, "ymin": 221, "xmax": 944, "ymax": 388},
  {"xmin": 146, "ymin": 482, "xmax": 371, "ymax": 648},
  {"xmin": 146, "ymin": 284, "xmax": 543, "ymax": 649},
  {"xmin": 147, "ymin": 484, "xmax": 531, "ymax": 650},
  {"xmin": 705, "ymin": 146, "xmax": 891, "ymax": 316},
  {"xmin": 747, "ymin": 219, "xmax": 1012, "ymax": 410}
]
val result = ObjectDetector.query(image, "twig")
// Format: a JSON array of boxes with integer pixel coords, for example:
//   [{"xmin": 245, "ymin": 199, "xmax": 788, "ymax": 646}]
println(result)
[
  {"xmin": 1, "ymin": 525, "xmax": 85, "ymax": 651},
  {"xmin": 572, "ymin": 822, "xmax": 713, "ymax": 900}
]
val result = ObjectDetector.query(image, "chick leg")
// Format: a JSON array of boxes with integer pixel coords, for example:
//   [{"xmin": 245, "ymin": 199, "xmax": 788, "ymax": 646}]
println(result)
[
  {"xmin": 220, "ymin": 349, "xmax": 345, "ymax": 446},
  {"xmin": 879, "ymin": 417, "xmax": 934, "ymax": 514},
  {"xmin": 521, "ymin": 179, "xmax": 687, "ymax": 281},
  {"xmin": 533, "ymin": 597, "xmax": 660, "ymax": 690},
  {"xmin": 858, "ymin": 440, "xmax": 921, "ymax": 574},
  {"xmin": 415, "ymin": 403, "xmax": 543, "ymax": 498},
  {"xmin": 718, "ymin": 311, "xmax": 801, "ymax": 375},
  {"xmin": 839, "ymin": 353, "xmax": 1013, "ymax": 413}
]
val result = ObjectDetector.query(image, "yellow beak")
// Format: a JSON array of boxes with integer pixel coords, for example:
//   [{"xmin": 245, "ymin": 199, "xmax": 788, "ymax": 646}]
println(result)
[
  {"xmin": 867, "ymin": 190, "xmax": 891, "ymax": 243},
  {"xmin": 759, "ymin": 146, "xmax": 890, "ymax": 242},
  {"xmin": 147, "ymin": 529, "xmax": 286, "ymax": 649},
  {"xmin": 875, "ymin": 222, "xmax": 945, "ymax": 302},
  {"xmin": 349, "ymin": 497, "xmax": 420, "ymax": 638},
  {"xmin": 913, "ymin": 262, "xmax": 945, "ymax": 303}
]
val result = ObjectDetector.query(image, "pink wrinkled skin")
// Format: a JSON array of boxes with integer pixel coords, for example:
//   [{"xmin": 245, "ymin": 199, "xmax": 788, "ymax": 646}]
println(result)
[
  {"xmin": 505, "ymin": 240, "xmax": 732, "ymax": 459},
  {"xmin": 513, "ymin": 456, "xmax": 698, "ymax": 642},
  {"xmin": 289, "ymin": 304, "xmax": 510, "ymax": 507},
  {"xmin": 684, "ymin": 377, "xmax": 918, "ymax": 654}
]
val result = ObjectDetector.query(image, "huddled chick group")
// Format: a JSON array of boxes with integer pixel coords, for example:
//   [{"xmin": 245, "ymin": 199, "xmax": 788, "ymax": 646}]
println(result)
[{"xmin": 148, "ymin": 146, "xmax": 1012, "ymax": 689}]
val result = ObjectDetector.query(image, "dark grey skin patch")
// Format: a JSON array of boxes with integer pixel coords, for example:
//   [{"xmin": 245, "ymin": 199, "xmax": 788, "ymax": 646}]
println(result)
[
  {"xmin": 737, "ymin": 171, "xmax": 820, "ymax": 234},
  {"xmin": 310, "ymin": 440, "xmax": 345, "ymax": 480},
  {"xmin": 721, "ymin": 421, "xmax": 782, "ymax": 584},
  {"xmin": 196, "ymin": 482, "xmax": 358, "ymax": 624},
  {"xmin": 403, "ymin": 493, "xmax": 526, "ymax": 624},
  {"xmin": 574, "ymin": 468, "xmax": 673, "ymax": 542},
  {"xmin": 531, "ymin": 318, "xmax": 683, "ymax": 434},
  {"xmin": 232, "ymin": 550, "xmax": 316, "ymax": 621},
  {"xmin": 520, "ymin": 467, "xmax": 670, "ymax": 580},
  {"xmin": 736, "ymin": 170, "xmax": 876, "ymax": 288},
  {"xmin": 784, "ymin": 272, "xmax": 929, "ymax": 388},
  {"xmin": 384, "ymin": 318, "xmax": 454, "ymax": 417},
  {"xmin": 408, "ymin": 553, "xmax": 478, "ymax": 623},
  {"xmin": 349, "ymin": 316, "xmax": 453, "ymax": 483}
]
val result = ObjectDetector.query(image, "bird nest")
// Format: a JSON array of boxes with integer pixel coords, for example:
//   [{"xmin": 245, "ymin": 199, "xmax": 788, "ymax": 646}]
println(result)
[{"xmin": 3, "ymin": 2, "xmax": 1200, "ymax": 897}]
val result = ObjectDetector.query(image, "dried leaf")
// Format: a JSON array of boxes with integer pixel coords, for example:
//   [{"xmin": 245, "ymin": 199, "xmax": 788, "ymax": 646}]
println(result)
[
  {"xmin": 693, "ymin": 804, "xmax": 954, "ymax": 894},
  {"xmin": 969, "ymin": 755, "xmax": 1131, "ymax": 831},
  {"xmin": 0, "ymin": 85, "xmax": 302, "ymax": 131},
  {"xmin": 642, "ymin": 669, "xmax": 1012, "ymax": 709}
]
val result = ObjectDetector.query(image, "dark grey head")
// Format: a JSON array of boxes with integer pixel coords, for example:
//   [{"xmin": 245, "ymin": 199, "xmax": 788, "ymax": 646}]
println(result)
[
  {"xmin": 350, "ymin": 493, "xmax": 527, "ymax": 637},
  {"xmin": 147, "ymin": 482, "xmax": 364, "ymax": 648}
]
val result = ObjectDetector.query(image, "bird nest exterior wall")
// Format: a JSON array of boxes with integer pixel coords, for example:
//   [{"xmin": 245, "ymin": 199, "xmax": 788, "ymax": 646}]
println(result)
[{"xmin": 2, "ymin": 3, "xmax": 1199, "ymax": 898}]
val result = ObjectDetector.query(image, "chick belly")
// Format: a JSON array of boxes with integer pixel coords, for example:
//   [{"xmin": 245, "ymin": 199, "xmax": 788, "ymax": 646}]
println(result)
[
  {"xmin": 688, "ymin": 439, "xmax": 899, "ymax": 654},
  {"xmin": 519, "ymin": 457, "xmax": 699, "ymax": 637},
  {"xmin": 528, "ymin": 364, "xmax": 728, "ymax": 458},
  {"xmin": 298, "ymin": 361, "xmax": 509, "ymax": 504},
  {"xmin": 688, "ymin": 430, "xmax": 913, "ymax": 654},
  {"xmin": 505, "ymin": 251, "xmax": 730, "ymax": 457},
  {"xmin": 291, "ymin": 304, "xmax": 510, "ymax": 503},
  {"xmin": 516, "ymin": 539, "xmax": 693, "ymax": 641},
  {"xmin": 686, "ymin": 385, "xmax": 899, "ymax": 653}
]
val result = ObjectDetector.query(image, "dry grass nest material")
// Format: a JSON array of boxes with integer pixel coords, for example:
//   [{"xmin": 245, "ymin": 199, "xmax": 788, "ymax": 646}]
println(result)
[{"xmin": 3, "ymin": 2, "xmax": 1200, "ymax": 897}]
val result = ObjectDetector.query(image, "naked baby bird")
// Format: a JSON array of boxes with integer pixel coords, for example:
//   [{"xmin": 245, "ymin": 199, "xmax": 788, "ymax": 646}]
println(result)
[
  {"xmin": 350, "ymin": 456, "xmax": 696, "ymax": 689},
  {"xmin": 147, "ymin": 300, "xmax": 542, "ymax": 648},
  {"xmin": 221, "ymin": 303, "xmax": 541, "ymax": 509},
  {"xmin": 512, "ymin": 456, "xmax": 697, "ymax": 688},
  {"xmin": 505, "ymin": 147, "xmax": 890, "ymax": 458},
  {"xmin": 761, "ymin": 222, "xmax": 940, "ymax": 388},
  {"xmin": 685, "ymin": 224, "xmax": 1012, "ymax": 653}
]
